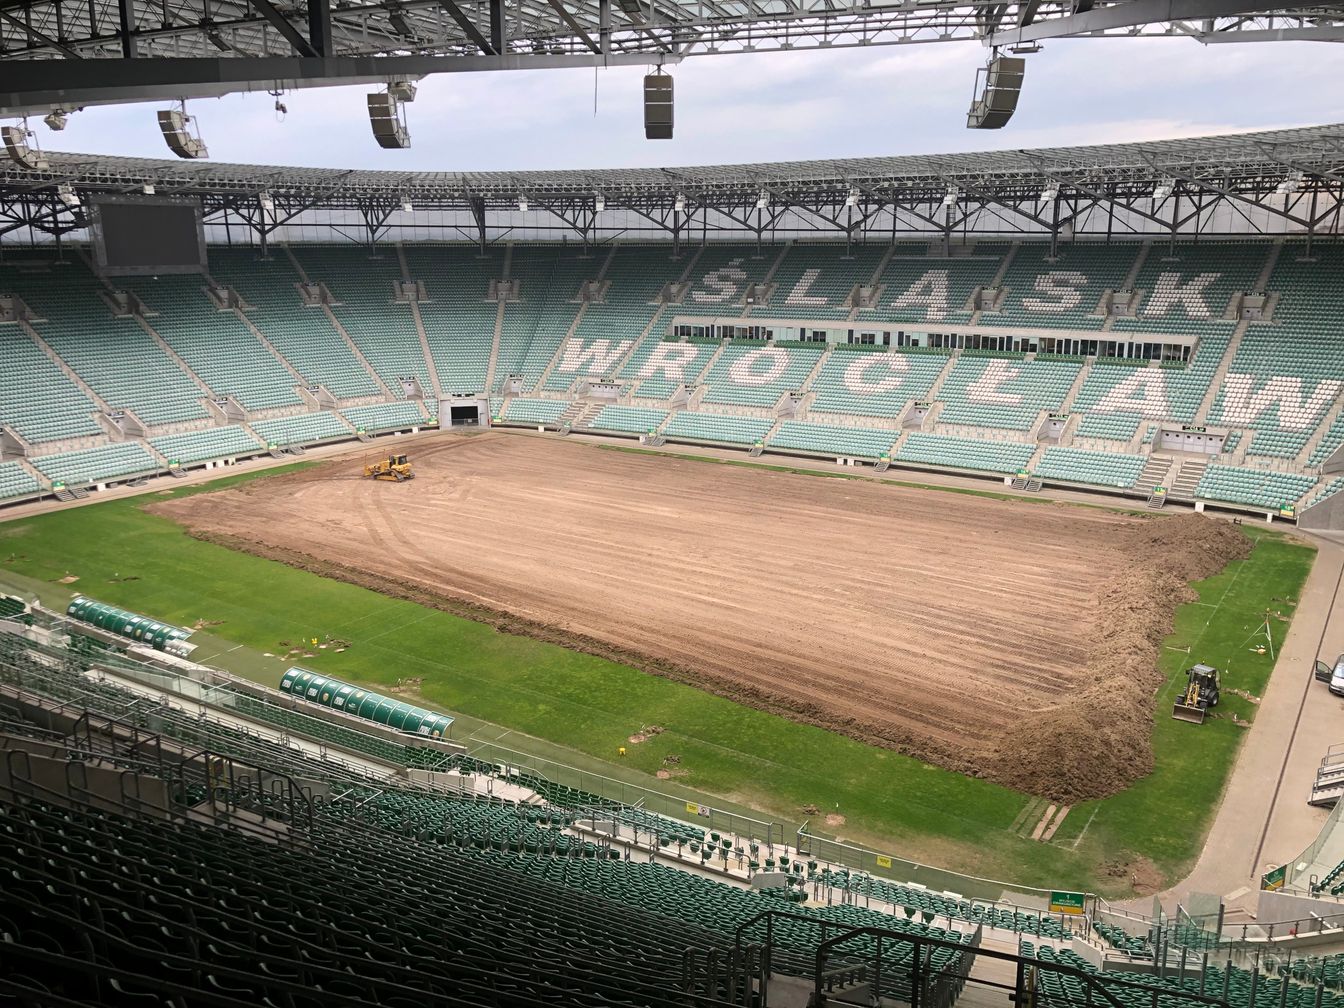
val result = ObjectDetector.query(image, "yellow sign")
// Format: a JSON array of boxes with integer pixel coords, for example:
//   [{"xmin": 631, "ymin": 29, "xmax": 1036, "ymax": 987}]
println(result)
[
  {"xmin": 876, "ymin": 855, "xmax": 893, "ymax": 869},
  {"xmin": 686, "ymin": 802, "xmax": 699, "ymax": 815}
]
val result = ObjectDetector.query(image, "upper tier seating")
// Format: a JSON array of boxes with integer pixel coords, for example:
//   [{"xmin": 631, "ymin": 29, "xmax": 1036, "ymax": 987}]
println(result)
[
  {"xmin": 296, "ymin": 245, "xmax": 429, "ymax": 395},
  {"xmin": 0, "ymin": 459, "xmax": 41, "ymax": 499},
  {"xmin": 700, "ymin": 343, "xmax": 823, "ymax": 407},
  {"xmin": 628, "ymin": 341, "xmax": 718, "ymax": 399},
  {"xmin": 856, "ymin": 242, "xmax": 1012, "ymax": 326},
  {"xmin": 251, "ymin": 410, "xmax": 351, "ymax": 446},
  {"xmin": 676, "ymin": 245, "xmax": 783, "ymax": 317},
  {"xmin": 0, "ymin": 326, "xmax": 104, "ymax": 443},
  {"xmin": 760, "ymin": 244, "xmax": 888, "ymax": 320},
  {"xmin": 407, "ymin": 244, "xmax": 502, "ymax": 395},
  {"xmin": 1074, "ymin": 412, "xmax": 1142, "ymax": 442},
  {"xmin": 808, "ymin": 348, "xmax": 948, "ymax": 419},
  {"xmin": 936, "ymin": 354, "xmax": 1081, "ymax": 431},
  {"xmin": 496, "ymin": 245, "xmax": 591, "ymax": 390},
  {"xmin": 28, "ymin": 441, "xmax": 159, "ymax": 485},
  {"xmin": 125, "ymin": 274, "xmax": 304, "ymax": 411},
  {"xmin": 993, "ymin": 245, "xmax": 1140, "ymax": 330},
  {"xmin": 209, "ymin": 248, "xmax": 380, "ymax": 399},
  {"xmin": 1071, "ymin": 345, "xmax": 1228, "ymax": 426},
  {"xmin": 149, "ymin": 424, "xmax": 264, "ymax": 464},
  {"xmin": 4, "ymin": 256, "xmax": 210, "ymax": 427},
  {"xmin": 1111, "ymin": 241, "xmax": 1268, "ymax": 336}
]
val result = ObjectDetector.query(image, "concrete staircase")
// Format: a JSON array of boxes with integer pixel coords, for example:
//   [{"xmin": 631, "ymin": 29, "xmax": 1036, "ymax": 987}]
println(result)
[
  {"xmin": 1169, "ymin": 457, "xmax": 1209, "ymax": 500},
  {"xmin": 1299, "ymin": 398, "xmax": 1344, "ymax": 469},
  {"xmin": 484, "ymin": 302, "xmax": 506, "ymax": 392},
  {"xmin": 1134, "ymin": 455, "xmax": 1173, "ymax": 495},
  {"xmin": 21, "ymin": 322, "xmax": 113, "ymax": 415},
  {"xmin": 1193, "ymin": 320, "xmax": 1248, "ymax": 424},
  {"xmin": 408, "ymin": 302, "xmax": 444, "ymax": 399},
  {"xmin": 1057, "ymin": 359, "xmax": 1093, "ymax": 414},
  {"xmin": 924, "ymin": 352, "xmax": 961, "ymax": 401}
]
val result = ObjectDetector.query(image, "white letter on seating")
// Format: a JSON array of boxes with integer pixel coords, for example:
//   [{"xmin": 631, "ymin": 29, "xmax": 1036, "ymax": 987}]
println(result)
[
  {"xmin": 727, "ymin": 347, "xmax": 790, "ymax": 387},
  {"xmin": 1142, "ymin": 272, "xmax": 1220, "ymax": 319},
  {"xmin": 691, "ymin": 259, "xmax": 748, "ymax": 304},
  {"xmin": 1219, "ymin": 373, "xmax": 1343, "ymax": 431},
  {"xmin": 784, "ymin": 269, "xmax": 828, "ymax": 308},
  {"xmin": 1022, "ymin": 271, "xmax": 1088, "ymax": 313},
  {"xmin": 1094, "ymin": 371, "xmax": 1171, "ymax": 418},
  {"xmin": 843, "ymin": 355, "xmax": 911, "ymax": 396},
  {"xmin": 890, "ymin": 270, "xmax": 951, "ymax": 321},
  {"xmin": 638, "ymin": 343, "xmax": 701, "ymax": 382},
  {"xmin": 967, "ymin": 360, "xmax": 1024, "ymax": 406},
  {"xmin": 556, "ymin": 338, "xmax": 635, "ymax": 375}
]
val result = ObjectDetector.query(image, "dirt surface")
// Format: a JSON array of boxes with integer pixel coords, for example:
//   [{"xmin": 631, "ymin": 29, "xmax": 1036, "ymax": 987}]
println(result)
[{"xmin": 152, "ymin": 432, "xmax": 1251, "ymax": 801}]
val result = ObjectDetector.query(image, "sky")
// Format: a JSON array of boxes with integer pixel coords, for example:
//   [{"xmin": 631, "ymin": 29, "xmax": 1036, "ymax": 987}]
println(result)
[{"xmin": 29, "ymin": 37, "xmax": 1344, "ymax": 171}]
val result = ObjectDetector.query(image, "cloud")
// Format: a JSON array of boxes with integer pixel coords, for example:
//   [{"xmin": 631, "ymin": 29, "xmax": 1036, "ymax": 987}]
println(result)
[{"xmin": 34, "ymin": 37, "xmax": 1344, "ymax": 172}]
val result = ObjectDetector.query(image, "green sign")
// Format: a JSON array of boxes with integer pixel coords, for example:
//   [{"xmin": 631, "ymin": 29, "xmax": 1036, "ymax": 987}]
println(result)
[
  {"xmin": 1048, "ymin": 891, "xmax": 1086, "ymax": 915},
  {"xmin": 1261, "ymin": 864, "xmax": 1286, "ymax": 891}
]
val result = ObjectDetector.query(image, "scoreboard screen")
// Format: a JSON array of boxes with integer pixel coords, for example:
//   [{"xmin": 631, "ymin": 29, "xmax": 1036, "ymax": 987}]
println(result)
[{"xmin": 90, "ymin": 195, "xmax": 207, "ymax": 276}]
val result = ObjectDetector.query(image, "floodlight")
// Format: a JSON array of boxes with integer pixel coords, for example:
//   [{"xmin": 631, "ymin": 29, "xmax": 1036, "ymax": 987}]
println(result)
[
  {"xmin": 1275, "ymin": 171, "xmax": 1302, "ymax": 195},
  {"xmin": 594, "ymin": 192, "xmax": 606, "ymax": 212},
  {"xmin": 1152, "ymin": 180, "xmax": 1174, "ymax": 202},
  {"xmin": 258, "ymin": 191, "xmax": 275, "ymax": 212},
  {"xmin": 158, "ymin": 106, "xmax": 208, "ymax": 159},
  {"xmin": 43, "ymin": 109, "xmax": 69, "ymax": 131},
  {"xmin": 1, "ymin": 125, "xmax": 49, "ymax": 171},
  {"xmin": 1039, "ymin": 182, "xmax": 1059, "ymax": 202},
  {"xmin": 845, "ymin": 187, "xmax": 860, "ymax": 208},
  {"xmin": 756, "ymin": 189, "xmax": 770, "ymax": 209},
  {"xmin": 401, "ymin": 197, "xmax": 413, "ymax": 212},
  {"xmin": 518, "ymin": 194, "xmax": 529, "ymax": 212},
  {"xmin": 56, "ymin": 183, "xmax": 79, "ymax": 207},
  {"xmin": 942, "ymin": 186, "xmax": 959, "ymax": 207},
  {"xmin": 674, "ymin": 193, "xmax": 686, "ymax": 212},
  {"xmin": 142, "ymin": 182, "xmax": 156, "ymax": 195},
  {"xmin": 368, "ymin": 89, "xmax": 411, "ymax": 149},
  {"xmin": 388, "ymin": 80, "xmax": 418, "ymax": 102},
  {"xmin": 388, "ymin": 6, "xmax": 414, "ymax": 37}
]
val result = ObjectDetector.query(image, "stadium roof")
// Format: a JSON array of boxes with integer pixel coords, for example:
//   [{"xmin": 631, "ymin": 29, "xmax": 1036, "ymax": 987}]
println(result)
[
  {"xmin": 9, "ymin": 123, "xmax": 1344, "ymax": 203},
  {"xmin": 1, "ymin": 0, "xmax": 1341, "ymax": 116}
]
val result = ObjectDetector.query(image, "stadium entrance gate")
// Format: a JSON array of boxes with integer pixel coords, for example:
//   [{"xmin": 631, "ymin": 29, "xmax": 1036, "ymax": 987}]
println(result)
[
  {"xmin": 440, "ymin": 396, "xmax": 488, "ymax": 427},
  {"xmin": 1159, "ymin": 429, "xmax": 1226, "ymax": 454}
]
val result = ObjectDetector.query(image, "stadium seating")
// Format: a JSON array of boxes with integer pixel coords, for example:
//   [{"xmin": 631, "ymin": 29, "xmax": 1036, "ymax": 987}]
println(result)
[
  {"xmin": 0, "ymin": 324, "xmax": 105, "ymax": 443},
  {"xmin": 407, "ymin": 244, "xmax": 502, "ymax": 394},
  {"xmin": 1195, "ymin": 464, "xmax": 1317, "ymax": 510},
  {"xmin": 856, "ymin": 243, "xmax": 1011, "ymax": 326},
  {"xmin": 808, "ymin": 347, "xmax": 949, "ymax": 419},
  {"xmin": 762, "ymin": 244, "xmax": 887, "ymax": 320},
  {"xmin": 1112, "ymin": 241, "xmax": 1268, "ymax": 336},
  {"xmin": 768, "ymin": 421, "xmax": 899, "ymax": 458},
  {"xmin": 251, "ymin": 410, "xmax": 352, "ymax": 446},
  {"xmin": 149, "ymin": 424, "xmax": 265, "ymax": 464},
  {"xmin": 296, "ymin": 245, "xmax": 432, "ymax": 395},
  {"xmin": 495, "ymin": 245, "xmax": 592, "ymax": 389},
  {"xmin": 209, "ymin": 248, "xmax": 380, "ymax": 399},
  {"xmin": 590, "ymin": 405, "xmax": 669, "ymax": 433},
  {"xmin": 503, "ymin": 397, "xmax": 571, "ymax": 424},
  {"xmin": 994, "ymin": 244, "xmax": 1138, "ymax": 330},
  {"xmin": 1033, "ymin": 447, "xmax": 1147, "ymax": 488},
  {"xmin": 341, "ymin": 400, "xmax": 428, "ymax": 432},
  {"xmin": 0, "ymin": 459, "xmax": 41, "ymax": 499},
  {"xmin": 936, "ymin": 354, "xmax": 1081, "ymax": 431},
  {"xmin": 896, "ymin": 433, "xmax": 1035, "ymax": 473},
  {"xmin": 27, "ymin": 441, "xmax": 159, "ymax": 485},
  {"xmin": 677, "ymin": 245, "xmax": 783, "ymax": 316},
  {"xmin": 629, "ymin": 341, "xmax": 718, "ymax": 399},
  {"xmin": 662, "ymin": 412, "xmax": 774, "ymax": 445},
  {"xmin": 125, "ymin": 274, "xmax": 305, "ymax": 411},
  {"xmin": 700, "ymin": 343, "xmax": 823, "ymax": 407},
  {"xmin": 1074, "ymin": 412, "xmax": 1142, "ymax": 442}
]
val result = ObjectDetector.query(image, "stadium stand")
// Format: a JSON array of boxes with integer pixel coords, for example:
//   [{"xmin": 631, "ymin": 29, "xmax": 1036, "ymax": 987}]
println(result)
[
  {"xmin": 149, "ymin": 424, "xmax": 265, "ymax": 464},
  {"xmin": 251, "ymin": 410, "xmax": 351, "ymax": 446},
  {"xmin": 994, "ymin": 244, "xmax": 1138, "ymax": 330},
  {"xmin": 0, "ymin": 459, "xmax": 41, "ymax": 499},
  {"xmin": 897, "ymin": 433, "xmax": 1036, "ymax": 473},
  {"xmin": 341, "ymin": 400, "xmax": 429, "ymax": 432},
  {"xmin": 808, "ymin": 347, "xmax": 949, "ymax": 419},
  {"xmin": 1195, "ymin": 464, "xmax": 1317, "ymax": 510},
  {"xmin": 663, "ymin": 412, "xmax": 775, "ymax": 445},
  {"xmin": 590, "ymin": 405, "xmax": 669, "ymax": 433},
  {"xmin": 856, "ymin": 243, "xmax": 1011, "ymax": 325},
  {"xmin": 761, "ymin": 244, "xmax": 888, "ymax": 320},
  {"xmin": 296, "ymin": 245, "xmax": 433, "ymax": 395},
  {"xmin": 701, "ymin": 343, "xmax": 823, "ymax": 407},
  {"xmin": 27, "ymin": 441, "xmax": 160, "ymax": 485},
  {"xmin": 209, "ymin": 248, "xmax": 381, "ymax": 399},
  {"xmin": 768, "ymin": 421, "xmax": 899, "ymax": 458},
  {"xmin": 936, "ymin": 354, "xmax": 1081, "ymax": 431},
  {"xmin": 503, "ymin": 397, "xmax": 571, "ymax": 424},
  {"xmin": 408, "ymin": 243, "xmax": 502, "ymax": 395},
  {"xmin": 677, "ymin": 245, "xmax": 783, "ymax": 316},
  {"xmin": 1034, "ymin": 447, "xmax": 1147, "ymax": 488},
  {"xmin": 495, "ymin": 245, "xmax": 592, "ymax": 389},
  {"xmin": 629, "ymin": 341, "xmax": 718, "ymax": 399}
]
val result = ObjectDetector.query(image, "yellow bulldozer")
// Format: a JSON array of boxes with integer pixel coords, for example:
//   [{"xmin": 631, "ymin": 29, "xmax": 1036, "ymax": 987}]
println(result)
[{"xmin": 363, "ymin": 453, "xmax": 414, "ymax": 482}]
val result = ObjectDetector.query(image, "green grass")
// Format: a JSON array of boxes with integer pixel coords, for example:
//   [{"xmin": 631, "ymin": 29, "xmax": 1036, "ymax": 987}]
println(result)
[{"xmin": 0, "ymin": 464, "xmax": 1316, "ymax": 896}]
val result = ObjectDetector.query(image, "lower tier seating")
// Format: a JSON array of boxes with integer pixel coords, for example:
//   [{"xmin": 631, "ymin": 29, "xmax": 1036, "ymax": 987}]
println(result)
[
  {"xmin": 1195, "ymin": 464, "xmax": 1317, "ymax": 510},
  {"xmin": 590, "ymin": 405, "xmax": 669, "ymax": 433},
  {"xmin": 251, "ymin": 411, "xmax": 352, "ymax": 447},
  {"xmin": 0, "ymin": 459, "xmax": 41, "ymax": 499},
  {"xmin": 768, "ymin": 421, "xmax": 899, "ymax": 459},
  {"xmin": 662, "ymin": 412, "xmax": 774, "ymax": 445},
  {"xmin": 503, "ymin": 398, "xmax": 570, "ymax": 424},
  {"xmin": 149, "ymin": 424, "xmax": 265, "ymax": 464},
  {"xmin": 27, "ymin": 442, "xmax": 159, "ymax": 486},
  {"xmin": 1034, "ymin": 447, "xmax": 1146, "ymax": 489},
  {"xmin": 896, "ymin": 434, "xmax": 1036, "ymax": 473},
  {"xmin": 341, "ymin": 401, "xmax": 428, "ymax": 432}
]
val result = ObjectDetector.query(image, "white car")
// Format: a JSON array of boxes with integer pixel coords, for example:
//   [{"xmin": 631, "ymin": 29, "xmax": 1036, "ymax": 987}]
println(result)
[{"xmin": 1316, "ymin": 654, "xmax": 1344, "ymax": 696}]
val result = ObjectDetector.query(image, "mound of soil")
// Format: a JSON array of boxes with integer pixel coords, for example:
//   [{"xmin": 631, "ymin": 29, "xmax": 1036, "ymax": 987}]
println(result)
[{"xmin": 989, "ymin": 514, "xmax": 1252, "ymax": 802}]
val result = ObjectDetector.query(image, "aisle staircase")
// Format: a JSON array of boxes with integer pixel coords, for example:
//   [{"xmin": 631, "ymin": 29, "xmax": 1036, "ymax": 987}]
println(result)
[
  {"xmin": 1134, "ymin": 456, "xmax": 1173, "ymax": 496},
  {"xmin": 1169, "ymin": 457, "xmax": 1209, "ymax": 500}
]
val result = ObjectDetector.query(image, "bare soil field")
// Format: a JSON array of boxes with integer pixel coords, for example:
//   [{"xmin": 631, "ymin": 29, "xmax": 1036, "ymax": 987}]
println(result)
[{"xmin": 154, "ymin": 433, "xmax": 1251, "ymax": 800}]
